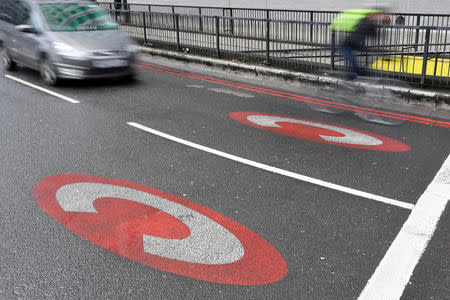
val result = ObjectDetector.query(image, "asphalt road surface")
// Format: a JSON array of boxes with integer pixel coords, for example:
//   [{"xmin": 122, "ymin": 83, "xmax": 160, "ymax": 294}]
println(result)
[{"xmin": 1, "ymin": 54, "xmax": 449, "ymax": 300}]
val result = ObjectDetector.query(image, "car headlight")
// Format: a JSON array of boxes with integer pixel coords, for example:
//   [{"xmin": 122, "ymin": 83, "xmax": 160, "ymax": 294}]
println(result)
[{"xmin": 52, "ymin": 42, "xmax": 87, "ymax": 59}]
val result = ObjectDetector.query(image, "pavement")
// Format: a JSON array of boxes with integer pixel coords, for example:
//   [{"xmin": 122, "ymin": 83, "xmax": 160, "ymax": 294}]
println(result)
[{"xmin": 0, "ymin": 53, "xmax": 449, "ymax": 300}]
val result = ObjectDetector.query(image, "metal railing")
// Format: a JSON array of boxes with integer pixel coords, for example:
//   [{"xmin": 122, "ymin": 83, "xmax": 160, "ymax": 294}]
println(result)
[
  {"xmin": 106, "ymin": 7, "xmax": 450, "ymax": 87},
  {"xmin": 98, "ymin": 2, "xmax": 450, "ymax": 27}
]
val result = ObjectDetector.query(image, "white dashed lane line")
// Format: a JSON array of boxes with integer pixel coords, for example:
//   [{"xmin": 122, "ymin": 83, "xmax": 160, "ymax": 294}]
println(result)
[
  {"xmin": 127, "ymin": 121, "xmax": 415, "ymax": 210},
  {"xmin": 4, "ymin": 75, "xmax": 80, "ymax": 104}
]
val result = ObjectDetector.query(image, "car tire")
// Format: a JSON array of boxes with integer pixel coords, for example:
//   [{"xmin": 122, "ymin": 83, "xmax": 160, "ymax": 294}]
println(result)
[
  {"xmin": 124, "ymin": 72, "xmax": 136, "ymax": 83},
  {"xmin": 1, "ymin": 45, "xmax": 16, "ymax": 71},
  {"xmin": 40, "ymin": 59, "xmax": 58, "ymax": 86}
]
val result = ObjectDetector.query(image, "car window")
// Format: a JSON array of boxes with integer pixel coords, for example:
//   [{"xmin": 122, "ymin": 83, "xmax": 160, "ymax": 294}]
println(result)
[
  {"xmin": 0, "ymin": 0, "xmax": 16, "ymax": 23},
  {"xmin": 11, "ymin": 0, "xmax": 32, "ymax": 25},
  {"xmin": 39, "ymin": 3, "xmax": 118, "ymax": 31}
]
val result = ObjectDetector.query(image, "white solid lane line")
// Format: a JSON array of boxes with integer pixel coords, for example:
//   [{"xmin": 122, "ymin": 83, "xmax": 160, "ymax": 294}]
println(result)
[
  {"xmin": 4, "ymin": 75, "xmax": 80, "ymax": 104},
  {"xmin": 127, "ymin": 122, "xmax": 414, "ymax": 210},
  {"xmin": 359, "ymin": 154, "xmax": 450, "ymax": 300}
]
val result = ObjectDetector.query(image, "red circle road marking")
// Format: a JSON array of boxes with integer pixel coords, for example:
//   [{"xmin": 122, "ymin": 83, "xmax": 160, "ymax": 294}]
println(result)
[
  {"xmin": 230, "ymin": 112, "xmax": 411, "ymax": 152},
  {"xmin": 33, "ymin": 174, "xmax": 287, "ymax": 285}
]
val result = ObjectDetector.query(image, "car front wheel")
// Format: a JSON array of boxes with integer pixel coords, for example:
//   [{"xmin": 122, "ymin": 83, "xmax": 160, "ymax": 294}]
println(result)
[
  {"xmin": 1, "ymin": 45, "xmax": 16, "ymax": 71},
  {"xmin": 40, "ymin": 59, "xmax": 58, "ymax": 86}
]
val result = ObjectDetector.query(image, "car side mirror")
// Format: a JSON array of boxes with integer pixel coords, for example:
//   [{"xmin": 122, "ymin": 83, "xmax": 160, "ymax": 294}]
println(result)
[{"xmin": 16, "ymin": 24, "xmax": 38, "ymax": 34}]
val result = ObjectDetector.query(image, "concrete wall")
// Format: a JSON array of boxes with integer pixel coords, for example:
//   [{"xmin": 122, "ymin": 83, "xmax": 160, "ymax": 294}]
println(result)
[{"xmin": 120, "ymin": 0, "xmax": 450, "ymax": 14}]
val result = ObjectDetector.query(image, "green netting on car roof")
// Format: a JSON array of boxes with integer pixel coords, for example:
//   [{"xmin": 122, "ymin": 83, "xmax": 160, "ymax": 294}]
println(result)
[{"xmin": 39, "ymin": 3, "xmax": 117, "ymax": 31}]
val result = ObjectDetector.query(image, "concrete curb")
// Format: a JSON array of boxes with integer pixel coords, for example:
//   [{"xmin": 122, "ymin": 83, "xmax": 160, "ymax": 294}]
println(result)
[{"xmin": 139, "ymin": 47, "xmax": 450, "ymax": 105}]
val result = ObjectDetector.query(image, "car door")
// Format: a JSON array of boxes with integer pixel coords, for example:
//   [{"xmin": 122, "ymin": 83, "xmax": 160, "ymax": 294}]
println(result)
[
  {"xmin": 11, "ymin": 0, "xmax": 42, "ymax": 69},
  {"xmin": 0, "ymin": 0, "xmax": 19, "ymax": 60}
]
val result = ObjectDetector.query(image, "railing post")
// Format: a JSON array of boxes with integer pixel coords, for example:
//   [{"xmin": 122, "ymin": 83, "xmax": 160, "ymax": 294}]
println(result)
[
  {"xmin": 421, "ymin": 28, "xmax": 431, "ymax": 85},
  {"xmin": 230, "ymin": 8, "xmax": 234, "ymax": 35},
  {"xmin": 310, "ymin": 12, "xmax": 314, "ymax": 43},
  {"xmin": 142, "ymin": 12, "xmax": 147, "ymax": 45},
  {"xmin": 172, "ymin": 6, "xmax": 176, "ymax": 30},
  {"xmin": 114, "ymin": 3, "xmax": 119, "ymax": 22},
  {"xmin": 198, "ymin": 8, "xmax": 203, "ymax": 32},
  {"xmin": 266, "ymin": 18, "xmax": 271, "ymax": 65},
  {"xmin": 148, "ymin": 5, "xmax": 152, "ymax": 27},
  {"xmin": 331, "ymin": 30, "xmax": 336, "ymax": 70},
  {"xmin": 433, "ymin": 52, "xmax": 440, "ymax": 77},
  {"xmin": 175, "ymin": 14, "xmax": 181, "ymax": 52},
  {"xmin": 216, "ymin": 16, "xmax": 221, "ymax": 58},
  {"xmin": 124, "ymin": 0, "xmax": 130, "ymax": 24},
  {"xmin": 415, "ymin": 16, "xmax": 421, "ymax": 51}
]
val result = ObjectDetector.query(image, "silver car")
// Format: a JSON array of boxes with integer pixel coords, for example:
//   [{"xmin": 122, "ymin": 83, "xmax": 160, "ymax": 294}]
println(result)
[{"xmin": 0, "ymin": 0, "xmax": 138, "ymax": 85}]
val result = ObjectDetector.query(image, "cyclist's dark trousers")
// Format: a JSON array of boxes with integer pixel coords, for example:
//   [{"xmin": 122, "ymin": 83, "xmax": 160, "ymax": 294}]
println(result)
[{"xmin": 338, "ymin": 46, "xmax": 361, "ymax": 75}]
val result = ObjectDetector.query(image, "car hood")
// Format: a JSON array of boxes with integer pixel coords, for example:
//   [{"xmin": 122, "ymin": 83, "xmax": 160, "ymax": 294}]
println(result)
[{"xmin": 47, "ymin": 30, "xmax": 131, "ymax": 51}]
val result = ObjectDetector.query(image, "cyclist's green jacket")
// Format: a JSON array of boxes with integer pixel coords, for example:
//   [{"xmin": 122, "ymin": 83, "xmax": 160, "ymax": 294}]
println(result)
[{"xmin": 331, "ymin": 9, "xmax": 380, "ymax": 32}]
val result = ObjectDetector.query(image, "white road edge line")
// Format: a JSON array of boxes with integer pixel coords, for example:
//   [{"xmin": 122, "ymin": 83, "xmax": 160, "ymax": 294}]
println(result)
[
  {"xmin": 127, "ymin": 122, "xmax": 414, "ymax": 210},
  {"xmin": 4, "ymin": 75, "xmax": 80, "ymax": 104},
  {"xmin": 359, "ymin": 154, "xmax": 450, "ymax": 300}
]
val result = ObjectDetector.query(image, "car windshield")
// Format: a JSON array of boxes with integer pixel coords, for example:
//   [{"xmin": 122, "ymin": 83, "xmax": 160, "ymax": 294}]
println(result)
[{"xmin": 39, "ymin": 3, "xmax": 118, "ymax": 31}]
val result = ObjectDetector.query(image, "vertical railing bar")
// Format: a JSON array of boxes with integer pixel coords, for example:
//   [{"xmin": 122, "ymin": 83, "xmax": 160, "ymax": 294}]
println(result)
[
  {"xmin": 171, "ymin": 6, "xmax": 176, "ymax": 29},
  {"xmin": 114, "ymin": 2, "xmax": 119, "ymax": 22},
  {"xmin": 421, "ymin": 28, "xmax": 431, "ymax": 85},
  {"xmin": 434, "ymin": 52, "xmax": 440, "ymax": 77},
  {"xmin": 198, "ymin": 8, "xmax": 203, "ymax": 32},
  {"xmin": 216, "ymin": 16, "xmax": 221, "ymax": 58},
  {"xmin": 175, "ymin": 14, "xmax": 181, "ymax": 51},
  {"xmin": 266, "ymin": 18, "xmax": 271, "ymax": 65},
  {"xmin": 415, "ymin": 16, "xmax": 421, "ymax": 50},
  {"xmin": 142, "ymin": 12, "xmax": 147, "ymax": 45},
  {"xmin": 230, "ymin": 8, "xmax": 234, "ymax": 34},
  {"xmin": 331, "ymin": 30, "xmax": 336, "ymax": 70}
]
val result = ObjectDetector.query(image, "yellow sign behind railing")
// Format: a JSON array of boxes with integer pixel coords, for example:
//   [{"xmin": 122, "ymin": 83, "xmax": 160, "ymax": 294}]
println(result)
[{"xmin": 371, "ymin": 55, "xmax": 450, "ymax": 77}]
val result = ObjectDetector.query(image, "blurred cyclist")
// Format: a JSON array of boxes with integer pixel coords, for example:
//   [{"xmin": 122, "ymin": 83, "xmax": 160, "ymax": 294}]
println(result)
[{"xmin": 331, "ymin": 5, "xmax": 390, "ymax": 79}]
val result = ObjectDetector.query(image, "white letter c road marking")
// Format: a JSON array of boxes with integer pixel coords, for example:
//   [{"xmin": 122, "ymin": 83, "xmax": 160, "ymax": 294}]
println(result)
[
  {"xmin": 230, "ymin": 112, "xmax": 411, "ymax": 152},
  {"xmin": 34, "ymin": 174, "xmax": 287, "ymax": 285},
  {"xmin": 56, "ymin": 182, "xmax": 245, "ymax": 265},
  {"xmin": 247, "ymin": 114, "xmax": 383, "ymax": 146}
]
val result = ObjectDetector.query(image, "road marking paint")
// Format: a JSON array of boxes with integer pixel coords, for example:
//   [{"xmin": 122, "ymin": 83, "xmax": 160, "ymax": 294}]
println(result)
[
  {"xmin": 186, "ymin": 84, "xmax": 204, "ymax": 88},
  {"xmin": 4, "ymin": 75, "xmax": 80, "ymax": 104},
  {"xmin": 57, "ymin": 182, "xmax": 245, "ymax": 264},
  {"xmin": 34, "ymin": 174, "xmax": 287, "ymax": 285},
  {"xmin": 127, "ymin": 121, "xmax": 414, "ymax": 210},
  {"xmin": 247, "ymin": 114, "xmax": 382, "ymax": 145},
  {"xmin": 208, "ymin": 88, "xmax": 254, "ymax": 98},
  {"xmin": 138, "ymin": 63, "xmax": 450, "ymax": 128},
  {"xmin": 359, "ymin": 154, "xmax": 450, "ymax": 300},
  {"xmin": 231, "ymin": 112, "xmax": 410, "ymax": 152}
]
